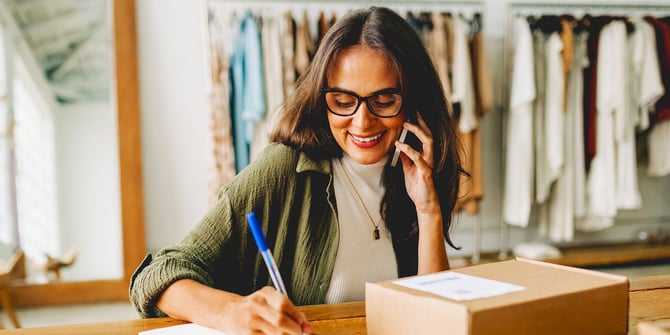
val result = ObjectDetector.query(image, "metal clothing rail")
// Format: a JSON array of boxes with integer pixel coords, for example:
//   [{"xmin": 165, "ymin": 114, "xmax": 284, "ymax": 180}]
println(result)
[
  {"xmin": 212, "ymin": 0, "xmax": 483, "ymax": 6},
  {"xmin": 511, "ymin": 0, "xmax": 670, "ymax": 9},
  {"xmin": 210, "ymin": 0, "xmax": 484, "ymax": 19},
  {"xmin": 510, "ymin": 1, "xmax": 670, "ymax": 17}
]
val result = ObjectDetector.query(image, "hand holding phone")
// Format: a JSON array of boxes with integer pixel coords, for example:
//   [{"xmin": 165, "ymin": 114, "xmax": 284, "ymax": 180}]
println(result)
[{"xmin": 390, "ymin": 127, "xmax": 408, "ymax": 167}]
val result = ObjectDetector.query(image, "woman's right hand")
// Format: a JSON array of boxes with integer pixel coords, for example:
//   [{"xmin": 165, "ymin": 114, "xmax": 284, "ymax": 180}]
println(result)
[
  {"xmin": 215, "ymin": 286, "xmax": 312, "ymax": 335},
  {"xmin": 157, "ymin": 280, "xmax": 312, "ymax": 335}
]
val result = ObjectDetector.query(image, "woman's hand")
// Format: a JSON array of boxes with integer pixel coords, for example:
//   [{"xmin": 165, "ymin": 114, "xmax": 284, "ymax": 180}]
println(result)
[
  {"xmin": 157, "ymin": 280, "xmax": 312, "ymax": 335},
  {"xmin": 395, "ymin": 113, "xmax": 449, "ymax": 273},
  {"xmin": 395, "ymin": 112, "xmax": 440, "ymax": 216},
  {"xmin": 215, "ymin": 287, "xmax": 312, "ymax": 335}
]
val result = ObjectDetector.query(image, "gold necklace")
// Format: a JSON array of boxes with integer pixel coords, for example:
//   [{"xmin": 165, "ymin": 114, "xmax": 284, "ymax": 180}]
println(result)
[{"xmin": 338, "ymin": 159, "xmax": 381, "ymax": 240}]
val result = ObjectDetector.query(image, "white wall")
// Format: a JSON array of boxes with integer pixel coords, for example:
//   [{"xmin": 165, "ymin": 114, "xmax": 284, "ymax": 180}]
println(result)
[
  {"xmin": 55, "ymin": 102, "xmax": 122, "ymax": 281},
  {"xmin": 136, "ymin": 0, "xmax": 670, "ymax": 258},
  {"xmin": 137, "ymin": 0, "xmax": 211, "ymax": 251}
]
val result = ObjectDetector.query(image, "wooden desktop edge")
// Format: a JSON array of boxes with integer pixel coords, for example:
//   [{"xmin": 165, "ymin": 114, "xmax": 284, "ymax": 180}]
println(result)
[
  {"xmin": 0, "ymin": 275, "xmax": 666, "ymax": 334},
  {"xmin": 0, "ymin": 302, "xmax": 367, "ymax": 334}
]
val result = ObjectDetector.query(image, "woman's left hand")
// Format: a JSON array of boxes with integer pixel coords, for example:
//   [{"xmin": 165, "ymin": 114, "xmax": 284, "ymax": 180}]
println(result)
[
  {"xmin": 395, "ymin": 112, "xmax": 440, "ymax": 215},
  {"xmin": 396, "ymin": 113, "xmax": 449, "ymax": 273}
]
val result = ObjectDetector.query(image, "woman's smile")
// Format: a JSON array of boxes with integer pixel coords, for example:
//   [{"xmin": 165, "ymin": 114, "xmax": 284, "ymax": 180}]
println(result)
[{"xmin": 349, "ymin": 131, "xmax": 386, "ymax": 147}]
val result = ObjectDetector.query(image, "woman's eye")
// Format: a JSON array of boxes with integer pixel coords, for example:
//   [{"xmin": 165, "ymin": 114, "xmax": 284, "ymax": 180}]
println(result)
[
  {"xmin": 333, "ymin": 95, "xmax": 356, "ymax": 107},
  {"xmin": 372, "ymin": 95, "xmax": 397, "ymax": 107},
  {"xmin": 335, "ymin": 99, "xmax": 355, "ymax": 107},
  {"xmin": 373, "ymin": 100, "xmax": 394, "ymax": 108}
]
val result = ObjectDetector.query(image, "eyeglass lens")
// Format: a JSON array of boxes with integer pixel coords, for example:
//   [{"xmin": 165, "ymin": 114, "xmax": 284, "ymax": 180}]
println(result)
[{"xmin": 324, "ymin": 90, "xmax": 402, "ymax": 117}]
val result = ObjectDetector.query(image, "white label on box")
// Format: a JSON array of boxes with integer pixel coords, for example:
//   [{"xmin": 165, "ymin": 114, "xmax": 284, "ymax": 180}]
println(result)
[{"xmin": 394, "ymin": 272, "xmax": 526, "ymax": 301}]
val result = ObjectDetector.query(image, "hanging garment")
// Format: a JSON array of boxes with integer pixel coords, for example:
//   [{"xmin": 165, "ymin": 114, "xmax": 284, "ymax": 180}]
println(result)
[
  {"xmin": 583, "ymin": 17, "xmax": 610, "ymax": 173},
  {"xmin": 542, "ymin": 31, "xmax": 566, "ymax": 190},
  {"xmin": 281, "ymin": 11, "xmax": 297, "ymax": 97},
  {"xmin": 503, "ymin": 17, "xmax": 536, "ymax": 227},
  {"xmin": 250, "ymin": 13, "xmax": 285, "ymax": 163},
  {"xmin": 451, "ymin": 15, "xmax": 477, "ymax": 134},
  {"xmin": 230, "ymin": 12, "xmax": 266, "ymax": 173},
  {"xmin": 471, "ymin": 23, "xmax": 494, "ymax": 117},
  {"xmin": 206, "ymin": 8, "xmax": 237, "ymax": 205},
  {"xmin": 571, "ymin": 31, "xmax": 590, "ymax": 220},
  {"xmin": 560, "ymin": 18, "xmax": 574, "ymax": 111},
  {"xmin": 633, "ymin": 18, "xmax": 664, "ymax": 132},
  {"xmin": 537, "ymin": 30, "xmax": 565, "ymax": 239},
  {"xmin": 644, "ymin": 17, "xmax": 670, "ymax": 124},
  {"xmin": 532, "ymin": 27, "xmax": 547, "ymax": 204},
  {"xmin": 455, "ymin": 27, "xmax": 494, "ymax": 215},
  {"xmin": 444, "ymin": 14, "xmax": 456, "ymax": 82},
  {"xmin": 294, "ymin": 10, "xmax": 314, "ymax": 78},
  {"xmin": 452, "ymin": 15, "xmax": 478, "ymax": 214},
  {"xmin": 579, "ymin": 21, "xmax": 625, "ymax": 232},
  {"xmin": 648, "ymin": 120, "xmax": 670, "ymax": 177},
  {"xmin": 417, "ymin": 11, "xmax": 434, "ymax": 48},
  {"xmin": 645, "ymin": 17, "xmax": 670, "ymax": 177},
  {"xmin": 318, "ymin": 11, "xmax": 329, "ymax": 41},
  {"xmin": 542, "ymin": 29, "xmax": 589, "ymax": 242},
  {"xmin": 614, "ymin": 19, "xmax": 642, "ymax": 210},
  {"xmin": 430, "ymin": 12, "xmax": 452, "ymax": 100}
]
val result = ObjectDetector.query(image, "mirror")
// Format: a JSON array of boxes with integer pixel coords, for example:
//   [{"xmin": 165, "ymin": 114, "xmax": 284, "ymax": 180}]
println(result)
[{"xmin": 3, "ymin": 0, "xmax": 145, "ymax": 306}]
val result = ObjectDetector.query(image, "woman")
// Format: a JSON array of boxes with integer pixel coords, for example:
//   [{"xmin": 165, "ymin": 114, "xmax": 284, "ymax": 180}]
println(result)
[{"xmin": 130, "ymin": 6, "xmax": 463, "ymax": 335}]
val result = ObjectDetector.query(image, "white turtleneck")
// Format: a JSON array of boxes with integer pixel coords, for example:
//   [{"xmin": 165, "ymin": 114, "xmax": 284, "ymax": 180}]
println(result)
[{"xmin": 324, "ymin": 154, "xmax": 398, "ymax": 304}]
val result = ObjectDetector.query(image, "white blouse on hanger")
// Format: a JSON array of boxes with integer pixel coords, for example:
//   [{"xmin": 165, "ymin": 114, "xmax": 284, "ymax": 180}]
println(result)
[{"xmin": 503, "ymin": 17, "xmax": 536, "ymax": 227}]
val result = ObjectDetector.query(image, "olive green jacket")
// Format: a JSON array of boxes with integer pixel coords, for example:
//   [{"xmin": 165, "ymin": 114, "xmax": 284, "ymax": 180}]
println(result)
[{"xmin": 129, "ymin": 143, "xmax": 418, "ymax": 318}]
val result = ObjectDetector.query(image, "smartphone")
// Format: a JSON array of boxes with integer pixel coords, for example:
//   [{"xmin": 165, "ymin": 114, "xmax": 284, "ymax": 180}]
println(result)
[{"xmin": 390, "ymin": 127, "xmax": 408, "ymax": 167}]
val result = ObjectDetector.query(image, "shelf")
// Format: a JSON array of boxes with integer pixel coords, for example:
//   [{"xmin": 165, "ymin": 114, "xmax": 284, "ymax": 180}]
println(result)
[{"xmin": 456, "ymin": 243, "xmax": 670, "ymax": 269}]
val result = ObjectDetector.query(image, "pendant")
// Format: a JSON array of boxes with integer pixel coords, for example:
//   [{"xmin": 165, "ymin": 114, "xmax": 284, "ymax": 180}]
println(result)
[{"xmin": 373, "ymin": 227, "xmax": 380, "ymax": 240}]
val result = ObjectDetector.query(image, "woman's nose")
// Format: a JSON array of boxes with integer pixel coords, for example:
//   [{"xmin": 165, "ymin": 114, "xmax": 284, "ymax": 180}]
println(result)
[{"xmin": 351, "ymin": 102, "xmax": 376, "ymax": 128}]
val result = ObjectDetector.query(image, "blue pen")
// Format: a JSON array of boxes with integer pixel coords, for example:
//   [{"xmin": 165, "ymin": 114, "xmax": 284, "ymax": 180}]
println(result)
[{"xmin": 246, "ymin": 212, "xmax": 288, "ymax": 296}]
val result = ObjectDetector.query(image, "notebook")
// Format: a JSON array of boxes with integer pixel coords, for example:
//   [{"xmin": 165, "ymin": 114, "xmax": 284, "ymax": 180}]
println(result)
[{"xmin": 139, "ymin": 323, "xmax": 228, "ymax": 335}]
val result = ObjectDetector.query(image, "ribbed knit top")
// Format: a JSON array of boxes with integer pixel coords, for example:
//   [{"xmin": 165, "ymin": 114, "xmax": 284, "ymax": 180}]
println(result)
[{"xmin": 325, "ymin": 154, "xmax": 398, "ymax": 303}]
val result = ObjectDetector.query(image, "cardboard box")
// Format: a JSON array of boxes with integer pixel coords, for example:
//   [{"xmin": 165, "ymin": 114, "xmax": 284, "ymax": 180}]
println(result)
[{"xmin": 366, "ymin": 258, "xmax": 629, "ymax": 335}]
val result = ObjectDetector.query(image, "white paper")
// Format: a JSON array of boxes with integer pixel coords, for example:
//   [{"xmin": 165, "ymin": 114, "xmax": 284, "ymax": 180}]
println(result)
[
  {"xmin": 394, "ymin": 272, "xmax": 525, "ymax": 301},
  {"xmin": 139, "ymin": 323, "xmax": 229, "ymax": 335}
]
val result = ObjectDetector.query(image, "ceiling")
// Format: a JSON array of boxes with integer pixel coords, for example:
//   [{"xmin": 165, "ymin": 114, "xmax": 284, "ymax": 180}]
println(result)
[{"xmin": 7, "ymin": 0, "xmax": 111, "ymax": 103}]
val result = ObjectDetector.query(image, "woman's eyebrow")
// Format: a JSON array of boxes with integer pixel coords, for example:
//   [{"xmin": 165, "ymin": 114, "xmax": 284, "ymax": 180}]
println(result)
[{"xmin": 326, "ymin": 87, "xmax": 400, "ymax": 96}]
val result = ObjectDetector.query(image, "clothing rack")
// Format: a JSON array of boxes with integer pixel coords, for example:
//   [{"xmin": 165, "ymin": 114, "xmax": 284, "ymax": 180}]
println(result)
[
  {"xmin": 210, "ymin": 0, "xmax": 484, "ymax": 20},
  {"xmin": 497, "ymin": 1, "xmax": 670, "ymax": 261}
]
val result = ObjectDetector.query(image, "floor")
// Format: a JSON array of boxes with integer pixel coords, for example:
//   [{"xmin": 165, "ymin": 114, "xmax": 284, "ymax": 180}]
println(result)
[{"xmin": 3, "ymin": 262, "xmax": 669, "ymax": 330}]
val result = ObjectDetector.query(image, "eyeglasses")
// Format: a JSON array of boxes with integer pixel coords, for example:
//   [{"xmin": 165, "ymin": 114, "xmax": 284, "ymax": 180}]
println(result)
[{"xmin": 323, "ymin": 88, "xmax": 403, "ymax": 118}]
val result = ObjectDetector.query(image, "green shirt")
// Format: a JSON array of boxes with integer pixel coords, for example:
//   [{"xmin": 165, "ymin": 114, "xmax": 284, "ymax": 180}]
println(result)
[{"xmin": 129, "ymin": 143, "xmax": 418, "ymax": 318}]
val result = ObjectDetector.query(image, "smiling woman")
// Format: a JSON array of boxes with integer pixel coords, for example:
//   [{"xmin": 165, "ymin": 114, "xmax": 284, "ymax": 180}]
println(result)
[{"xmin": 0, "ymin": 0, "xmax": 145, "ymax": 307}]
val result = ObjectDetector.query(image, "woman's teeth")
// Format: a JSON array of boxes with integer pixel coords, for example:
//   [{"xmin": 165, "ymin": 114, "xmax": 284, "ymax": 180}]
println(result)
[{"xmin": 351, "ymin": 133, "xmax": 383, "ymax": 142}]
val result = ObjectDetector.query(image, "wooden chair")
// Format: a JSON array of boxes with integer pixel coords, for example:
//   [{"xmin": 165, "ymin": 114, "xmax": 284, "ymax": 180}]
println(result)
[{"xmin": 0, "ymin": 249, "xmax": 25, "ymax": 329}]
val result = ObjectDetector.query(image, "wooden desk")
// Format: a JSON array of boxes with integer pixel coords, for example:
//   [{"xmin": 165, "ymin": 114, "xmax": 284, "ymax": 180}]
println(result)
[{"xmin": 0, "ymin": 275, "xmax": 667, "ymax": 335}]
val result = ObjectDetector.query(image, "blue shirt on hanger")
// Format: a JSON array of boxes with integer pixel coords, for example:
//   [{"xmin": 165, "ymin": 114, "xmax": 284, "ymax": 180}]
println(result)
[{"xmin": 230, "ymin": 11, "xmax": 266, "ymax": 173}]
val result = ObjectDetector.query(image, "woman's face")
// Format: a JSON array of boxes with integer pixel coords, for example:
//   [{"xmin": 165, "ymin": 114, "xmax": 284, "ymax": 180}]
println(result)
[{"xmin": 326, "ymin": 45, "xmax": 405, "ymax": 165}]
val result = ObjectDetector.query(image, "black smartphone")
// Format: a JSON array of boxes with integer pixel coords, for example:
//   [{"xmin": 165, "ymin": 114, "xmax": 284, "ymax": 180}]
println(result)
[
  {"xmin": 390, "ymin": 114, "xmax": 419, "ymax": 167},
  {"xmin": 390, "ymin": 127, "xmax": 408, "ymax": 167}
]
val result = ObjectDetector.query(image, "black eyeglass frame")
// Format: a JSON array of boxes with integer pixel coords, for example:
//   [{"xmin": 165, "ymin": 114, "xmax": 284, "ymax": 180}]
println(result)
[{"xmin": 322, "ymin": 88, "xmax": 404, "ymax": 118}]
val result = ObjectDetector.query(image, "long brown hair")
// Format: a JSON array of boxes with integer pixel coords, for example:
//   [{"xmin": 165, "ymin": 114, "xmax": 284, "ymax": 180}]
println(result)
[{"xmin": 270, "ymin": 7, "xmax": 464, "ymax": 268}]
